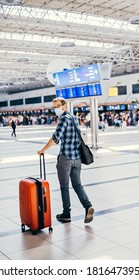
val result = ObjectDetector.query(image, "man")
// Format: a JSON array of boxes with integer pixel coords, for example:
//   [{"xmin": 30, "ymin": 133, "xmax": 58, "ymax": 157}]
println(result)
[{"xmin": 37, "ymin": 97, "xmax": 94, "ymax": 223}]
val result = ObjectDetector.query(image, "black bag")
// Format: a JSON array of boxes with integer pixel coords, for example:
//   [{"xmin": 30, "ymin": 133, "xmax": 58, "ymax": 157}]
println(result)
[
  {"xmin": 79, "ymin": 142, "xmax": 94, "ymax": 165},
  {"xmin": 71, "ymin": 117, "xmax": 94, "ymax": 165}
]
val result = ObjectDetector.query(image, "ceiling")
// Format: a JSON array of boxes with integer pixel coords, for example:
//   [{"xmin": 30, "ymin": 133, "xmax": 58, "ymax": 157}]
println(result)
[{"xmin": 1, "ymin": 0, "xmax": 139, "ymax": 92}]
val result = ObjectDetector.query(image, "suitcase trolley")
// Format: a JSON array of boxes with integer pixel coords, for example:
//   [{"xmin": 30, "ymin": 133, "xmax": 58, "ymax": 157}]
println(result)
[{"xmin": 19, "ymin": 154, "xmax": 53, "ymax": 235}]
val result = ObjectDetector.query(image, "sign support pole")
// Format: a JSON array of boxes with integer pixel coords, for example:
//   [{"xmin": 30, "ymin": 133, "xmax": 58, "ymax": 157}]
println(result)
[
  {"xmin": 67, "ymin": 101, "xmax": 73, "ymax": 114},
  {"xmin": 90, "ymin": 98, "xmax": 99, "ymax": 149}
]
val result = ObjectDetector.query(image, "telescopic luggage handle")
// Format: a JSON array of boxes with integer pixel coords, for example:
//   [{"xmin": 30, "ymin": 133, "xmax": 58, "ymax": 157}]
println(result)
[{"xmin": 40, "ymin": 153, "xmax": 46, "ymax": 180}]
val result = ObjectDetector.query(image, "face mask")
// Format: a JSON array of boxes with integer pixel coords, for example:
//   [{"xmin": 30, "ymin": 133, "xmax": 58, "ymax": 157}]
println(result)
[{"xmin": 55, "ymin": 107, "xmax": 63, "ymax": 117}]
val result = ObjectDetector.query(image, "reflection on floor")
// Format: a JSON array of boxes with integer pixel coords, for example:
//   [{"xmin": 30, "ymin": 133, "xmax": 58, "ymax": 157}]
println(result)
[{"xmin": 0, "ymin": 125, "xmax": 139, "ymax": 260}]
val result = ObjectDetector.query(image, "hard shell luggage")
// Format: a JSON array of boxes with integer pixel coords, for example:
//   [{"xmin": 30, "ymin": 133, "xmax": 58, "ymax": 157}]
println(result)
[{"xmin": 19, "ymin": 154, "xmax": 53, "ymax": 235}]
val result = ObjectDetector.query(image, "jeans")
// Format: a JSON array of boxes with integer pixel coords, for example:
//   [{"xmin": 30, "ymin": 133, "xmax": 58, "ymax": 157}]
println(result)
[
  {"xmin": 11, "ymin": 128, "xmax": 16, "ymax": 137},
  {"xmin": 56, "ymin": 155, "xmax": 92, "ymax": 215}
]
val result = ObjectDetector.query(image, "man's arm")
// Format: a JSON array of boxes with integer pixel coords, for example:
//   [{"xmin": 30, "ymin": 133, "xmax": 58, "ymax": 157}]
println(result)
[
  {"xmin": 37, "ymin": 115, "xmax": 67, "ymax": 155},
  {"xmin": 37, "ymin": 137, "xmax": 56, "ymax": 155}
]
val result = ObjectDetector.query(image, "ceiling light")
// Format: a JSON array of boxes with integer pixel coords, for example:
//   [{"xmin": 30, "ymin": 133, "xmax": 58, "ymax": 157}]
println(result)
[
  {"xmin": 0, "ymin": 0, "xmax": 22, "ymax": 6},
  {"xmin": 60, "ymin": 42, "xmax": 75, "ymax": 47},
  {"xmin": 129, "ymin": 15, "xmax": 139, "ymax": 24}
]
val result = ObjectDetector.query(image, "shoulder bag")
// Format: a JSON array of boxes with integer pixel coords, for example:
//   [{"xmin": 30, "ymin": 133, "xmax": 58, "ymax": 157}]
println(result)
[{"xmin": 71, "ymin": 117, "xmax": 94, "ymax": 165}]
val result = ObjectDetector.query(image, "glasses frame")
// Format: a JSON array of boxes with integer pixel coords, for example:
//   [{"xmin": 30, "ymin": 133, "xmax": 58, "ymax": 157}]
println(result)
[{"xmin": 53, "ymin": 104, "xmax": 63, "ymax": 109}]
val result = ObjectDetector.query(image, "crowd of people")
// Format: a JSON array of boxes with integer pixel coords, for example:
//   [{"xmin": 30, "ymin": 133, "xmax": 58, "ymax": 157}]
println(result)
[
  {"xmin": 0, "ymin": 113, "xmax": 57, "ymax": 127},
  {"xmin": 98, "ymin": 111, "xmax": 139, "ymax": 130},
  {"xmin": 76, "ymin": 110, "xmax": 139, "ymax": 129},
  {"xmin": 0, "ymin": 109, "xmax": 139, "ymax": 130}
]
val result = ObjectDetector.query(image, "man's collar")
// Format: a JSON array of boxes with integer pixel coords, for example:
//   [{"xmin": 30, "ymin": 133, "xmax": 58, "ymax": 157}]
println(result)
[{"xmin": 62, "ymin": 110, "xmax": 70, "ymax": 116}]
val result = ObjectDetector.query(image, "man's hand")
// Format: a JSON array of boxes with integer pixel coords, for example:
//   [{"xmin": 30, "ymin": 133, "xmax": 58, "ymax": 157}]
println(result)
[
  {"xmin": 37, "ymin": 150, "xmax": 44, "ymax": 155},
  {"xmin": 37, "ymin": 138, "xmax": 55, "ymax": 156}
]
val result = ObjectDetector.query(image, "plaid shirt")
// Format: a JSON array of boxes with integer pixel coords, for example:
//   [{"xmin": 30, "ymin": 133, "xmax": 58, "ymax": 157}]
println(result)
[{"xmin": 52, "ymin": 111, "xmax": 80, "ymax": 160}]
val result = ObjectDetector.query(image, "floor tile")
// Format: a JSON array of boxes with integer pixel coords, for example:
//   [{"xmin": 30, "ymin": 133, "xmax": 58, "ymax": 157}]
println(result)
[
  {"xmin": 96, "ymin": 224, "xmax": 139, "ymax": 245},
  {"xmin": 124, "ymin": 240, "xmax": 139, "ymax": 253},
  {"xmin": 8, "ymin": 243, "xmax": 77, "ymax": 260},
  {"xmin": 82, "ymin": 246, "xmax": 139, "ymax": 260},
  {"xmin": 0, "ymin": 232, "xmax": 50, "ymax": 254},
  {"xmin": 54, "ymin": 233, "xmax": 117, "ymax": 258}
]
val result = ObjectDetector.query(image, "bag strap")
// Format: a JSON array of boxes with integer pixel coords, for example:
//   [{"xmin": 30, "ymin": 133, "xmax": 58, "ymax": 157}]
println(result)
[{"xmin": 70, "ymin": 116, "xmax": 84, "ymax": 144}]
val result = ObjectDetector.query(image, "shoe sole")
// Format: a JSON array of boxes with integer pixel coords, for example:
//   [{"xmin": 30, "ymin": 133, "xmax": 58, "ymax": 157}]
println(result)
[
  {"xmin": 57, "ymin": 219, "xmax": 71, "ymax": 223},
  {"xmin": 56, "ymin": 217, "xmax": 71, "ymax": 223},
  {"xmin": 84, "ymin": 207, "xmax": 94, "ymax": 223}
]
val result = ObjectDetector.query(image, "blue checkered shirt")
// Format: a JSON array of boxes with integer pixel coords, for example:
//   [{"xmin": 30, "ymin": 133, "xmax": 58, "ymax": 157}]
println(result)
[{"xmin": 52, "ymin": 111, "xmax": 80, "ymax": 160}]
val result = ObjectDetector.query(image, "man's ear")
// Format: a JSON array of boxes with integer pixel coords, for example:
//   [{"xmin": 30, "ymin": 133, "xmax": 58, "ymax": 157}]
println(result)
[{"xmin": 63, "ymin": 104, "xmax": 67, "ymax": 110}]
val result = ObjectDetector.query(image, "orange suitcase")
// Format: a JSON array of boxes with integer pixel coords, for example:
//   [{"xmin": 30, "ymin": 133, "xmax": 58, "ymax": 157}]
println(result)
[{"xmin": 19, "ymin": 154, "xmax": 53, "ymax": 235}]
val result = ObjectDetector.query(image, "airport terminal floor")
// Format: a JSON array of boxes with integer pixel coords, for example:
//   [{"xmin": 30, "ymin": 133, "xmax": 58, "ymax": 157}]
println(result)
[{"xmin": 0, "ymin": 124, "xmax": 139, "ymax": 260}]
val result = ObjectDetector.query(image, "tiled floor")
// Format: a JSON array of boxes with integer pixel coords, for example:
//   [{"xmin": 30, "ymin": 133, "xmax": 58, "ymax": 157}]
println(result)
[{"xmin": 0, "ymin": 124, "xmax": 139, "ymax": 260}]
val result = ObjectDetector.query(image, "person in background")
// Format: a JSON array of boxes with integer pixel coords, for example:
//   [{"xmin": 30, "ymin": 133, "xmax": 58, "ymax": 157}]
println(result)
[
  {"xmin": 37, "ymin": 97, "xmax": 94, "ymax": 224},
  {"xmin": 11, "ymin": 119, "xmax": 16, "ymax": 137},
  {"xmin": 85, "ymin": 113, "xmax": 91, "ymax": 128}
]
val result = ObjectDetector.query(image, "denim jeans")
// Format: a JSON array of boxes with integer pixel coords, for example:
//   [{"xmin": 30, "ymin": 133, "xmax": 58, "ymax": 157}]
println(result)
[{"xmin": 56, "ymin": 155, "xmax": 92, "ymax": 215}]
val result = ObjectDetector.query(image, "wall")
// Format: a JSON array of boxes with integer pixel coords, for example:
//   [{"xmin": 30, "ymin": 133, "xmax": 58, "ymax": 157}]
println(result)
[
  {"xmin": 99, "ymin": 72, "xmax": 139, "ymax": 103},
  {"xmin": 0, "ymin": 86, "xmax": 56, "ymax": 111}
]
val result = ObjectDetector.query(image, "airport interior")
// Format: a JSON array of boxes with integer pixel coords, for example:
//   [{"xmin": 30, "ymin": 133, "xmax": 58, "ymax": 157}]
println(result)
[{"xmin": 0, "ymin": 0, "xmax": 139, "ymax": 260}]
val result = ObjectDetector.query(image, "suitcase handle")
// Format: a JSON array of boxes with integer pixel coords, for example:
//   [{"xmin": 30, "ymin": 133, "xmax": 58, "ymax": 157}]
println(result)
[
  {"xmin": 40, "ymin": 153, "xmax": 46, "ymax": 180},
  {"xmin": 44, "ymin": 196, "xmax": 47, "ymax": 213}
]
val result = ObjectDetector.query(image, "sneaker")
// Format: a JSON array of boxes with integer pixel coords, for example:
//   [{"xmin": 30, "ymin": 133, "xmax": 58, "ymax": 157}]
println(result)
[
  {"xmin": 56, "ymin": 213, "xmax": 71, "ymax": 223},
  {"xmin": 84, "ymin": 207, "xmax": 94, "ymax": 223}
]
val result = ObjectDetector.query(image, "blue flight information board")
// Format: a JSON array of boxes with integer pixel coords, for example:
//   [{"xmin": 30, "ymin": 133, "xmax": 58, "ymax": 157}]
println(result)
[
  {"xmin": 53, "ymin": 63, "xmax": 100, "ymax": 88},
  {"xmin": 56, "ymin": 83, "xmax": 102, "ymax": 99}
]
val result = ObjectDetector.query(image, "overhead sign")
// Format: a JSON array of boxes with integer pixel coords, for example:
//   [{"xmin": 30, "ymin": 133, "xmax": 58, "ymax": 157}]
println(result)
[
  {"xmin": 109, "ymin": 87, "xmax": 118, "ymax": 96},
  {"xmin": 53, "ymin": 63, "xmax": 100, "ymax": 88},
  {"xmin": 46, "ymin": 58, "xmax": 71, "ymax": 84},
  {"xmin": 55, "ymin": 83, "xmax": 102, "ymax": 99}
]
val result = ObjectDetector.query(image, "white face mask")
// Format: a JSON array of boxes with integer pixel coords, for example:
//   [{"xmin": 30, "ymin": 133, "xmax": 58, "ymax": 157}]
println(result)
[{"xmin": 55, "ymin": 107, "xmax": 63, "ymax": 117}]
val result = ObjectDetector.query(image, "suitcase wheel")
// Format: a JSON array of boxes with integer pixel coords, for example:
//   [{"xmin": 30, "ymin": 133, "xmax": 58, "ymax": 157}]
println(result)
[
  {"xmin": 32, "ymin": 230, "xmax": 37, "ymax": 235},
  {"xmin": 21, "ymin": 224, "xmax": 25, "ymax": 232},
  {"xmin": 49, "ymin": 227, "xmax": 53, "ymax": 233}
]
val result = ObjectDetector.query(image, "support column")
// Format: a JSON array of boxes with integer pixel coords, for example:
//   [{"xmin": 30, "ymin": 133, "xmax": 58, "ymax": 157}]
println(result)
[
  {"xmin": 90, "ymin": 98, "xmax": 99, "ymax": 149},
  {"xmin": 67, "ymin": 101, "xmax": 73, "ymax": 114}
]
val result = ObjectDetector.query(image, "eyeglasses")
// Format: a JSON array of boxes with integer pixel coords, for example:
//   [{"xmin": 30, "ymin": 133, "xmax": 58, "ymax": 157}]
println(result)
[{"xmin": 53, "ymin": 104, "xmax": 62, "ymax": 109}]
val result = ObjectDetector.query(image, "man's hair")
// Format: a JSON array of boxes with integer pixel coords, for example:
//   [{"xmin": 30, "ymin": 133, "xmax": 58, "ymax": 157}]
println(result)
[{"xmin": 53, "ymin": 97, "xmax": 67, "ymax": 106}]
